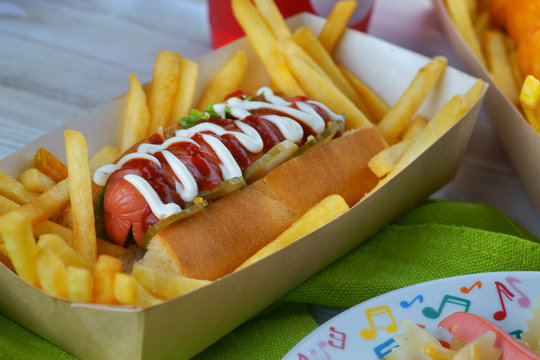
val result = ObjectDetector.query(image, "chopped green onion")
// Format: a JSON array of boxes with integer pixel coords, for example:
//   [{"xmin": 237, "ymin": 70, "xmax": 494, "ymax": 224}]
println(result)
[{"xmin": 179, "ymin": 109, "xmax": 208, "ymax": 128}]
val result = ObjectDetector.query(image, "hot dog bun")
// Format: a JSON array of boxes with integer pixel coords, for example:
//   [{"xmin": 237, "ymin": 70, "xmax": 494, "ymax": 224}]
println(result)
[{"xmin": 140, "ymin": 126, "xmax": 387, "ymax": 280}]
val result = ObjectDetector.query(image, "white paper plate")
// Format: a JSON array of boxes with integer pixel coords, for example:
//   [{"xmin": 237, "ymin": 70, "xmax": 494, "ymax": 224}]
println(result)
[{"xmin": 283, "ymin": 271, "xmax": 540, "ymax": 359}]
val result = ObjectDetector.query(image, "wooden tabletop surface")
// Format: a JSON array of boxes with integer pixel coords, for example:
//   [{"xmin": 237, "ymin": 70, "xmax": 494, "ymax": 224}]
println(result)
[{"xmin": 1, "ymin": 0, "xmax": 539, "ymax": 237}]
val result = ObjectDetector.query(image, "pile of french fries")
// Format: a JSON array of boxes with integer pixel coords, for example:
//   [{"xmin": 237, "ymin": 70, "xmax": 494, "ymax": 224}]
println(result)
[
  {"xmin": 443, "ymin": 0, "xmax": 540, "ymax": 133},
  {"xmin": 0, "ymin": 0, "xmax": 484, "ymax": 308}
]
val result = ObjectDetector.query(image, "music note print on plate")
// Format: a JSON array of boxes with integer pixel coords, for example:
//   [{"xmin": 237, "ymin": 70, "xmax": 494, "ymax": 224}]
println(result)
[
  {"xmin": 359, "ymin": 305, "xmax": 399, "ymax": 340},
  {"xmin": 460, "ymin": 280, "xmax": 482, "ymax": 293},
  {"xmin": 506, "ymin": 276, "xmax": 531, "ymax": 308},
  {"xmin": 373, "ymin": 338, "xmax": 397, "ymax": 359},
  {"xmin": 328, "ymin": 327, "xmax": 346, "ymax": 350},
  {"xmin": 493, "ymin": 281, "xmax": 515, "ymax": 321},
  {"xmin": 400, "ymin": 294, "xmax": 423, "ymax": 308},
  {"xmin": 283, "ymin": 272, "xmax": 540, "ymax": 360},
  {"xmin": 509, "ymin": 329, "xmax": 524, "ymax": 339},
  {"xmin": 296, "ymin": 340, "xmax": 330, "ymax": 360},
  {"xmin": 422, "ymin": 294, "xmax": 471, "ymax": 319}
]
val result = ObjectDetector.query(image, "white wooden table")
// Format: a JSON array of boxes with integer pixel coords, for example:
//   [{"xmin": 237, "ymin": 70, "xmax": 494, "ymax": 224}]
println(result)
[{"xmin": 1, "ymin": 0, "xmax": 539, "ymax": 240}]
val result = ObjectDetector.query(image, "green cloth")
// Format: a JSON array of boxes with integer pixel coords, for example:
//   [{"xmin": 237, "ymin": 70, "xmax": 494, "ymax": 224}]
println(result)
[{"xmin": 2, "ymin": 200, "xmax": 540, "ymax": 359}]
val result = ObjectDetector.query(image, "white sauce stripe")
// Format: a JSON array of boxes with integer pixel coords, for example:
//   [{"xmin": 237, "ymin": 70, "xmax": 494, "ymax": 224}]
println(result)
[
  {"xmin": 137, "ymin": 136, "xmax": 197, "ymax": 154},
  {"xmin": 161, "ymin": 150, "xmax": 199, "ymax": 203},
  {"xmin": 93, "ymin": 153, "xmax": 160, "ymax": 186},
  {"xmin": 257, "ymin": 87, "xmax": 292, "ymax": 106},
  {"xmin": 260, "ymin": 115, "xmax": 304, "ymax": 143},
  {"xmin": 124, "ymin": 174, "xmax": 182, "ymax": 219},
  {"xmin": 201, "ymin": 134, "xmax": 242, "ymax": 180},
  {"xmin": 176, "ymin": 122, "xmax": 263, "ymax": 153},
  {"xmin": 294, "ymin": 101, "xmax": 325, "ymax": 133},
  {"xmin": 307, "ymin": 100, "xmax": 345, "ymax": 124}
]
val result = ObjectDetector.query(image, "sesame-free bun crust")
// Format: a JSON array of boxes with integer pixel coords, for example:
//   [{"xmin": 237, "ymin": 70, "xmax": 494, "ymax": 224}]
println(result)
[{"xmin": 141, "ymin": 126, "xmax": 386, "ymax": 280}]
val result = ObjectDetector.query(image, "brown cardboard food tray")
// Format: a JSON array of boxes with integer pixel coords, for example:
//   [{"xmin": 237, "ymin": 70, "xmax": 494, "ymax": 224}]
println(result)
[
  {"xmin": 433, "ymin": 0, "xmax": 540, "ymax": 216},
  {"xmin": 0, "ymin": 13, "xmax": 485, "ymax": 360}
]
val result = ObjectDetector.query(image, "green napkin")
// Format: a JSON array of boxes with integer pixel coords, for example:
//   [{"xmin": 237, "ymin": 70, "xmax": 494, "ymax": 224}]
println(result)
[{"xmin": 2, "ymin": 200, "xmax": 540, "ymax": 359}]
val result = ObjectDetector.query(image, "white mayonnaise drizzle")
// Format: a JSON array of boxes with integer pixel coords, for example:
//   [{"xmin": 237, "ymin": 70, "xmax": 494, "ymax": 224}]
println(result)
[
  {"xmin": 137, "ymin": 136, "xmax": 198, "ymax": 154},
  {"xmin": 175, "ymin": 122, "xmax": 263, "ymax": 153},
  {"xmin": 124, "ymin": 174, "xmax": 182, "ymax": 219},
  {"xmin": 93, "ymin": 153, "xmax": 161, "ymax": 186},
  {"xmin": 200, "ymin": 134, "xmax": 243, "ymax": 180},
  {"xmin": 161, "ymin": 150, "xmax": 199, "ymax": 203},
  {"xmin": 260, "ymin": 114, "xmax": 303, "ymax": 143},
  {"xmin": 95, "ymin": 87, "xmax": 344, "ymax": 220}
]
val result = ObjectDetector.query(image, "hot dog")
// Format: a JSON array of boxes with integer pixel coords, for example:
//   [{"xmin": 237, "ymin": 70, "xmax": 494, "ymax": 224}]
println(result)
[{"xmin": 94, "ymin": 87, "xmax": 387, "ymax": 280}]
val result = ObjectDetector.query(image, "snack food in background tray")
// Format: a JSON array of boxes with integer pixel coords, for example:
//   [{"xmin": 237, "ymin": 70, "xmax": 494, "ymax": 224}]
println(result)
[
  {"xmin": 443, "ymin": 0, "xmax": 540, "ymax": 133},
  {"xmin": 0, "ymin": 0, "xmax": 484, "ymax": 309}
]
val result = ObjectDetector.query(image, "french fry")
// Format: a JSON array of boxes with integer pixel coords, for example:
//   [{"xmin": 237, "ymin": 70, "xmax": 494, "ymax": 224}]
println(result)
[
  {"xmin": 519, "ymin": 75, "xmax": 540, "ymax": 133},
  {"xmin": 505, "ymin": 37, "xmax": 524, "ymax": 92},
  {"xmin": 5, "ymin": 144, "xmax": 117, "ymax": 229},
  {"xmin": 196, "ymin": 50, "xmax": 247, "ymax": 110},
  {"xmin": 339, "ymin": 64, "xmax": 390, "ymax": 122},
  {"xmin": 254, "ymin": 0, "xmax": 290, "ymax": 39},
  {"xmin": 0, "ymin": 195, "xmax": 18, "ymax": 215},
  {"xmin": 170, "ymin": 58, "xmax": 199, "ymax": 122},
  {"xmin": 237, "ymin": 194, "xmax": 349, "ymax": 270},
  {"xmin": 483, "ymin": 30, "xmax": 519, "ymax": 105},
  {"xmin": 444, "ymin": 0, "xmax": 486, "ymax": 67},
  {"xmin": 19, "ymin": 168, "xmax": 56, "ymax": 194},
  {"xmin": 67, "ymin": 266, "xmax": 93, "ymax": 302},
  {"xmin": 113, "ymin": 273, "xmax": 162, "ymax": 307},
  {"xmin": 377, "ymin": 56, "xmax": 448, "ymax": 144},
  {"xmin": 387, "ymin": 95, "xmax": 468, "ymax": 178},
  {"xmin": 93, "ymin": 254, "xmax": 123, "ymax": 305},
  {"xmin": 285, "ymin": 55, "xmax": 372, "ymax": 130},
  {"xmin": 54, "ymin": 144, "xmax": 119, "ymax": 229},
  {"xmin": 463, "ymin": 79, "xmax": 486, "ymax": 108},
  {"xmin": 34, "ymin": 246, "xmax": 68, "ymax": 298},
  {"xmin": 0, "ymin": 193, "xmax": 126, "ymax": 258},
  {"xmin": 278, "ymin": 37, "xmax": 332, "ymax": 83},
  {"xmin": 37, "ymin": 234, "xmax": 93, "ymax": 270},
  {"xmin": 0, "ymin": 212, "xmax": 38, "ymax": 285},
  {"xmin": 0, "ymin": 246, "xmax": 13, "ymax": 271},
  {"xmin": 0, "ymin": 171, "xmax": 38, "ymax": 204},
  {"xmin": 33, "ymin": 220, "xmax": 73, "ymax": 246},
  {"xmin": 120, "ymin": 74, "xmax": 150, "ymax": 153},
  {"xmin": 96, "ymin": 239, "xmax": 129, "ymax": 258},
  {"xmin": 317, "ymin": 0, "xmax": 357, "ymax": 53},
  {"xmin": 131, "ymin": 263, "xmax": 210, "ymax": 299},
  {"xmin": 88, "ymin": 146, "xmax": 120, "ymax": 175},
  {"xmin": 33, "ymin": 147, "xmax": 68, "ymax": 182},
  {"xmin": 474, "ymin": 10, "xmax": 490, "ymax": 41},
  {"xmin": 0, "ymin": 193, "xmax": 71, "ymax": 245},
  {"xmin": 402, "ymin": 115, "xmax": 428, "ymax": 141},
  {"xmin": 147, "ymin": 51, "xmax": 183, "ymax": 133},
  {"xmin": 291, "ymin": 26, "xmax": 376, "ymax": 123},
  {"xmin": 232, "ymin": 0, "xmax": 305, "ymax": 97},
  {"xmin": 368, "ymin": 140, "xmax": 411, "ymax": 178},
  {"xmin": 65, "ymin": 130, "xmax": 97, "ymax": 263},
  {"xmin": 8, "ymin": 178, "xmax": 70, "ymax": 226}
]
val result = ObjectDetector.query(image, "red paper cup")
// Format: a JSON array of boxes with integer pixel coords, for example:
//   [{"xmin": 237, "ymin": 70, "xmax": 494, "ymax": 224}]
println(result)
[{"xmin": 209, "ymin": 0, "xmax": 375, "ymax": 48}]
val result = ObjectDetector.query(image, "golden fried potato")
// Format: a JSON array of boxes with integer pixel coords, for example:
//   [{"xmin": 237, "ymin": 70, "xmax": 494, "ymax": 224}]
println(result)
[{"xmin": 33, "ymin": 147, "xmax": 68, "ymax": 183}]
